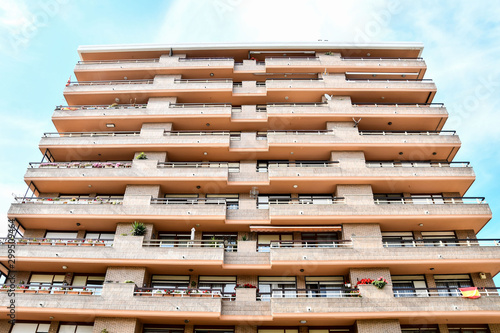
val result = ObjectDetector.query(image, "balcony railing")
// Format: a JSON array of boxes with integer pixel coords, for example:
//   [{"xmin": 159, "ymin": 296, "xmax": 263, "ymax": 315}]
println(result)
[
  {"xmin": 267, "ymin": 130, "xmax": 334, "ymax": 135},
  {"xmin": 347, "ymin": 78, "xmax": 433, "ymax": 82},
  {"xmin": 55, "ymin": 104, "xmax": 147, "ymax": 110},
  {"xmin": 14, "ymin": 196, "xmax": 124, "ymax": 204},
  {"xmin": 30, "ymin": 161, "xmax": 132, "ymax": 168},
  {"xmin": 150, "ymin": 198, "xmax": 226, "ymax": 205},
  {"xmin": 67, "ymin": 79, "xmax": 154, "ymax": 86},
  {"xmin": 164, "ymin": 130, "xmax": 231, "ymax": 136},
  {"xmin": 1, "ymin": 237, "xmax": 112, "ymax": 246},
  {"xmin": 269, "ymin": 240, "xmax": 353, "ymax": 248},
  {"xmin": 383, "ymin": 238, "xmax": 500, "ymax": 248},
  {"xmin": 169, "ymin": 103, "xmax": 231, "ymax": 108},
  {"xmin": 43, "ymin": 131, "xmax": 140, "ymax": 138},
  {"xmin": 265, "ymin": 56, "xmax": 320, "ymax": 61},
  {"xmin": 267, "ymin": 197, "xmax": 345, "ymax": 205},
  {"xmin": 259, "ymin": 288, "xmax": 360, "ymax": 300},
  {"xmin": 266, "ymin": 102, "xmax": 327, "ymax": 107},
  {"xmin": 77, "ymin": 59, "xmax": 159, "ymax": 64},
  {"xmin": 174, "ymin": 78, "xmax": 232, "ymax": 83},
  {"xmin": 374, "ymin": 196, "xmax": 485, "ymax": 205},
  {"xmin": 178, "ymin": 57, "xmax": 233, "ymax": 62},
  {"xmin": 134, "ymin": 287, "xmax": 232, "ymax": 299},
  {"xmin": 359, "ymin": 130, "xmax": 456, "ymax": 136},
  {"xmin": 268, "ymin": 161, "xmax": 339, "ymax": 168},
  {"xmin": 143, "ymin": 239, "xmax": 226, "ymax": 248},
  {"xmin": 342, "ymin": 57, "xmax": 424, "ymax": 61},
  {"xmin": 366, "ymin": 161, "xmax": 470, "ymax": 168},
  {"xmin": 4, "ymin": 284, "xmax": 103, "ymax": 295},
  {"xmin": 353, "ymin": 102, "xmax": 444, "ymax": 107},
  {"xmin": 393, "ymin": 287, "xmax": 500, "ymax": 298}
]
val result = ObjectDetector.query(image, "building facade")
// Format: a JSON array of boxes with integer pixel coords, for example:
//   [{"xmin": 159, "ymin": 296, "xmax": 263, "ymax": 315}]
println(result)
[{"xmin": 1, "ymin": 42, "xmax": 499, "ymax": 333}]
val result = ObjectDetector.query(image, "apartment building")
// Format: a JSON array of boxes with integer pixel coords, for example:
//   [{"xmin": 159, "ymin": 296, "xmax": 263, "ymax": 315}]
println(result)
[{"xmin": 1, "ymin": 42, "xmax": 499, "ymax": 333}]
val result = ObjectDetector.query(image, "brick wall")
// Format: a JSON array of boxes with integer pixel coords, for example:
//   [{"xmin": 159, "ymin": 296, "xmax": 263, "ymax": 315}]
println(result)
[
  {"xmin": 10, "ymin": 271, "xmax": 30, "ymax": 284},
  {"xmin": 355, "ymin": 319, "xmax": 400, "ymax": 333},
  {"xmin": 116, "ymin": 222, "xmax": 155, "ymax": 240},
  {"xmin": 0, "ymin": 321, "xmax": 12, "ymax": 332},
  {"xmin": 105, "ymin": 266, "xmax": 147, "ymax": 285},
  {"xmin": 455, "ymin": 229, "xmax": 476, "ymax": 239},
  {"xmin": 489, "ymin": 324, "xmax": 500, "ymax": 333},
  {"xmin": 236, "ymin": 325, "xmax": 257, "ymax": 333},
  {"xmin": 350, "ymin": 267, "xmax": 392, "ymax": 286},
  {"xmin": 438, "ymin": 324, "xmax": 449, "ymax": 333},
  {"xmin": 238, "ymin": 275, "xmax": 258, "ymax": 286},
  {"xmin": 23, "ymin": 229, "xmax": 46, "ymax": 238},
  {"xmin": 48, "ymin": 322, "xmax": 60, "ymax": 333},
  {"xmin": 471, "ymin": 272, "xmax": 496, "ymax": 288},
  {"xmin": 93, "ymin": 317, "xmax": 140, "ymax": 333}
]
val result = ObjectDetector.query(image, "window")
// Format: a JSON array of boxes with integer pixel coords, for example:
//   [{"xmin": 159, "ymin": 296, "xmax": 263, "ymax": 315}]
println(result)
[
  {"xmin": 44, "ymin": 231, "xmax": 78, "ymax": 239},
  {"xmin": 28, "ymin": 273, "xmax": 65, "ymax": 289},
  {"xmin": 298, "ymin": 194, "xmax": 333, "ymax": 204},
  {"xmin": 257, "ymin": 234, "xmax": 293, "ymax": 252},
  {"xmin": 194, "ymin": 327, "xmax": 234, "ymax": 333},
  {"xmin": 202, "ymin": 233, "xmax": 237, "ymax": 251},
  {"xmin": 434, "ymin": 274, "xmax": 473, "ymax": 297},
  {"xmin": 257, "ymin": 194, "xmax": 291, "ymax": 209},
  {"xmin": 448, "ymin": 325, "xmax": 490, "ymax": 333},
  {"xmin": 392, "ymin": 275, "xmax": 428, "ymax": 297},
  {"xmin": 157, "ymin": 232, "xmax": 191, "ymax": 247},
  {"xmin": 309, "ymin": 328, "xmax": 354, "ymax": 333},
  {"xmin": 382, "ymin": 232, "xmax": 415, "ymax": 247},
  {"xmin": 373, "ymin": 193, "xmax": 404, "ymax": 204},
  {"xmin": 10, "ymin": 323, "xmax": 50, "ymax": 333},
  {"xmin": 151, "ymin": 275, "xmax": 190, "ymax": 289},
  {"xmin": 164, "ymin": 194, "xmax": 199, "ymax": 204},
  {"xmin": 421, "ymin": 231, "xmax": 457, "ymax": 246},
  {"xmin": 143, "ymin": 326, "xmax": 184, "ymax": 333},
  {"xmin": 301, "ymin": 232, "xmax": 339, "ymax": 247},
  {"xmin": 58, "ymin": 324, "xmax": 94, "ymax": 333},
  {"xmin": 258, "ymin": 276, "xmax": 296, "ymax": 300},
  {"xmin": 85, "ymin": 232, "xmax": 114, "ymax": 246},
  {"xmin": 198, "ymin": 276, "xmax": 236, "ymax": 297},
  {"xmin": 411, "ymin": 194, "xmax": 444, "ymax": 204},
  {"xmin": 305, "ymin": 276, "xmax": 345, "ymax": 297},
  {"xmin": 401, "ymin": 326, "xmax": 439, "ymax": 332},
  {"xmin": 71, "ymin": 275, "xmax": 105, "ymax": 294},
  {"xmin": 258, "ymin": 328, "xmax": 298, "ymax": 333},
  {"xmin": 206, "ymin": 194, "xmax": 239, "ymax": 209}
]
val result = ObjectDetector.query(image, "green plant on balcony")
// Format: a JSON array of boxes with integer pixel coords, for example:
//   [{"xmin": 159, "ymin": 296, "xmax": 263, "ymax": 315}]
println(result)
[
  {"xmin": 131, "ymin": 221, "xmax": 146, "ymax": 236},
  {"xmin": 124, "ymin": 280, "xmax": 135, "ymax": 284},
  {"xmin": 101, "ymin": 329, "xmax": 109, "ymax": 333},
  {"xmin": 372, "ymin": 277, "xmax": 388, "ymax": 289},
  {"xmin": 325, "ymin": 51, "xmax": 333, "ymax": 55},
  {"xmin": 136, "ymin": 152, "xmax": 148, "ymax": 160}
]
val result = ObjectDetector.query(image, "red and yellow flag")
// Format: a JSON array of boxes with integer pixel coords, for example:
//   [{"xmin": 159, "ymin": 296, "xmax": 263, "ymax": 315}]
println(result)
[{"xmin": 459, "ymin": 287, "xmax": 481, "ymax": 299}]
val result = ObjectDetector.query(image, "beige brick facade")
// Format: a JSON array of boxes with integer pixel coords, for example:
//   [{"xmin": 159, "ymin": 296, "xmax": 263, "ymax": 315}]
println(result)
[{"xmin": 93, "ymin": 317, "xmax": 141, "ymax": 333}]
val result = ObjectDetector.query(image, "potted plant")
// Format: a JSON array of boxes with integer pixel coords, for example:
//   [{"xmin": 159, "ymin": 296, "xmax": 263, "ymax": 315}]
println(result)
[
  {"xmin": 188, "ymin": 289, "xmax": 202, "ymax": 297},
  {"xmin": 131, "ymin": 221, "xmax": 146, "ymax": 236},
  {"xmin": 40, "ymin": 238, "xmax": 52, "ymax": 245},
  {"xmin": 38, "ymin": 287, "xmax": 50, "ymax": 294},
  {"xmin": 52, "ymin": 287, "xmax": 66, "ymax": 295},
  {"xmin": 164, "ymin": 290, "xmax": 173, "ymax": 297},
  {"xmin": 136, "ymin": 152, "xmax": 148, "ymax": 160},
  {"xmin": 24, "ymin": 287, "xmax": 37, "ymax": 294},
  {"xmin": 29, "ymin": 238, "xmax": 40, "ymax": 245},
  {"xmin": 66, "ymin": 240, "xmax": 78, "ymax": 246},
  {"xmin": 372, "ymin": 277, "xmax": 388, "ymax": 289},
  {"xmin": 16, "ymin": 239, "xmax": 28, "ymax": 245},
  {"xmin": 202, "ymin": 290, "xmax": 213, "ymax": 297},
  {"xmin": 67, "ymin": 288, "xmax": 79, "ymax": 295},
  {"xmin": 0, "ymin": 284, "xmax": 8, "ymax": 292},
  {"xmin": 173, "ymin": 290, "xmax": 183, "ymax": 297},
  {"xmin": 80, "ymin": 288, "xmax": 93, "ymax": 295},
  {"xmin": 82, "ymin": 239, "xmax": 93, "ymax": 246},
  {"xmin": 94, "ymin": 240, "xmax": 106, "ymax": 247},
  {"xmin": 55, "ymin": 239, "xmax": 66, "ymax": 246},
  {"xmin": 153, "ymin": 289, "xmax": 165, "ymax": 297}
]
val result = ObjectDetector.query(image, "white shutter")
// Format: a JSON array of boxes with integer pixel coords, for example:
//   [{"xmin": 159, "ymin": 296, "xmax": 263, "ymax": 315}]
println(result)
[
  {"xmin": 11, "ymin": 323, "xmax": 38, "ymax": 333},
  {"xmin": 76, "ymin": 326, "xmax": 94, "ymax": 333},
  {"xmin": 45, "ymin": 232, "xmax": 78, "ymax": 239},
  {"xmin": 59, "ymin": 325, "xmax": 77, "ymax": 333}
]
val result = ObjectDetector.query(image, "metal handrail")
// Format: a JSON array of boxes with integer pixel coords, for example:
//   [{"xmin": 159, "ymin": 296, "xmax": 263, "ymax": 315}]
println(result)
[
  {"xmin": 67, "ymin": 79, "xmax": 153, "ymax": 86},
  {"xmin": 353, "ymin": 103, "xmax": 444, "ymax": 107},
  {"xmin": 174, "ymin": 78, "xmax": 232, "ymax": 83},
  {"xmin": 347, "ymin": 78, "xmax": 433, "ymax": 82},
  {"xmin": 268, "ymin": 197, "xmax": 345, "ymax": 205},
  {"xmin": 55, "ymin": 104, "xmax": 147, "ymax": 110},
  {"xmin": 15, "ymin": 196, "xmax": 124, "ymax": 204},
  {"xmin": 43, "ymin": 131, "xmax": 140, "ymax": 138},
  {"xmin": 9, "ymin": 283, "xmax": 103, "ymax": 294},
  {"xmin": 392, "ymin": 287, "xmax": 500, "ymax": 297},
  {"xmin": 265, "ymin": 56, "xmax": 320, "ymax": 61},
  {"xmin": 374, "ymin": 196, "xmax": 485, "ymax": 204},
  {"xmin": 366, "ymin": 161, "xmax": 470, "ymax": 168},
  {"xmin": 267, "ymin": 161, "xmax": 339, "ymax": 167},
  {"xmin": 143, "ymin": 239, "xmax": 226, "ymax": 248},
  {"xmin": 157, "ymin": 162, "xmax": 231, "ymax": 168},
  {"xmin": 383, "ymin": 238, "xmax": 500, "ymax": 247},
  {"xmin": 77, "ymin": 59, "xmax": 159, "ymax": 64},
  {"xmin": 266, "ymin": 78, "xmax": 323, "ymax": 81},
  {"xmin": 178, "ymin": 57, "xmax": 233, "ymax": 61},
  {"xmin": 270, "ymin": 240, "xmax": 353, "ymax": 248},
  {"xmin": 260, "ymin": 288, "xmax": 360, "ymax": 299},
  {"xmin": 164, "ymin": 130, "xmax": 231, "ymax": 136},
  {"xmin": 134, "ymin": 287, "xmax": 231, "ymax": 298},
  {"xmin": 3, "ymin": 237, "xmax": 112, "ymax": 246},
  {"xmin": 169, "ymin": 103, "xmax": 231, "ymax": 108},
  {"xmin": 267, "ymin": 130, "xmax": 333, "ymax": 135},
  {"xmin": 342, "ymin": 57, "xmax": 424, "ymax": 61},
  {"xmin": 359, "ymin": 130, "xmax": 456, "ymax": 136},
  {"xmin": 266, "ymin": 102, "xmax": 328, "ymax": 107},
  {"xmin": 150, "ymin": 198, "xmax": 227, "ymax": 205},
  {"xmin": 30, "ymin": 161, "xmax": 132, "ymax": 168}
]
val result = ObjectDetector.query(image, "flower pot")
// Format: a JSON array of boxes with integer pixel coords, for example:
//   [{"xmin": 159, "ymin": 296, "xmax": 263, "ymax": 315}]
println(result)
[
  {"xmin": 67, "ymin": 243, "xmax": 78, "ymax": 246},
  {"xmin": 38, "ymin": 290, "xmax": 50, "ymax": 294},
  {"xmin": 0, "ymin": 288, "xmax": 8, "ymax": 292},
  {"xmin": 201, "ymin": 294, "xmax": 212, "ymax": 297},
  {"xmin": 190, "ymin": 294, "xmax": 202, "ymax": 297},
  {"xmin": 53, "ymin": 290, "xmax": 66, "ymax": 295},
  {"xmin": 24, "ymin": 290, "xmax": 36, "ymax": 294},
  {"xmin": 173, "ymin": 294, "xmax": 183, "ymax": 297},
  {"xmin": 55, "ymin": 243, "xmax": 66, "ymax": 246},
  {"xmin": 164, "ymin": 294, "xmax": 173, "ymax": 297},
  {"xmin": 16, "ymin": 242, "xmax": 27, "ymax": 246},
  {"xmin": 80, "ymin": 291, "xmax": 92, "ymax": 295},
  {"xmin": 29, "ymin": 242, "xmax": 40, "ymax": 246},
  {"xmin": 81, "ymin": 243, "xmax": 92, "ymax": 247},
  {"xmin": 14, "ymin": 290, "xmax": 25, "ymax": 293},
  {"xmin": 94, "ymin": 243, "xmax": 105, "ymax": 247},
  {"xmin": 40, "ymin": 243, "xmax": 52, "ymax": 246},
  {"xmin": 67, "ymin": 291, "xmax": 79, "ymax": 295}
]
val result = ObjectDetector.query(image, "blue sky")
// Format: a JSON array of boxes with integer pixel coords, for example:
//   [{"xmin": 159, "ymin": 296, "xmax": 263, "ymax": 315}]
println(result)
[{"xmin": 0, "ymin": 1, "xmax": 499, "ymax": 252}]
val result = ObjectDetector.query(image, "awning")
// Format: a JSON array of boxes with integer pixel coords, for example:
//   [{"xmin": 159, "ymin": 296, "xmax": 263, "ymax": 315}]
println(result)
[{"xmin": 250, "ymin": 226, "xmax": 341, "ymax": 233}]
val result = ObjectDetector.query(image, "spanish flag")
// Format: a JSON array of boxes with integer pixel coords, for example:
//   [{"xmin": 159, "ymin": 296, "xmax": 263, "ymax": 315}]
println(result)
[{"xmin": 459, "ymin": 287, "xmax": 481, "ymax": 299}]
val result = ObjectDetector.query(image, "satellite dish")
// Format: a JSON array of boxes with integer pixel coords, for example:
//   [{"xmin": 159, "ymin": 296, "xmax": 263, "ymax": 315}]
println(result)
[{"xmin": 324, "ymin": 94, "xmax": 332, "ymax": 101}]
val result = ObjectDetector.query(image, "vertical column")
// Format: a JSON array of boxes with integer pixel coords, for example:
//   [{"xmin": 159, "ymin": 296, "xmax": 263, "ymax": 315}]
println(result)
[
  {"xmin": 104, "ymin": 267, "xmax": 148, "ymax": 286},
  {"xmin": 342, "ymin": 223, "xmax": 382, "ymax": 248},
  {"xmin": 335, "ymin": 184, "xmax": 374, "ymax": 205},
  {"xmin": 123, "ymin": 184, "xmax": 160, "ymax": 206},
  {"xmin": 350, "ymin": 267, "xmax": 393, "ymax": 298},
  {"xmin": 355, "ymin": 319, "xmax": 401, "ymax": 333},
  {"xmin": 93, "ymin": 317, "xmax": 141, "ymax": 333},
  {"xmin": 48, "ymin": 322, "xmax": 60, "ymax": 333}
]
